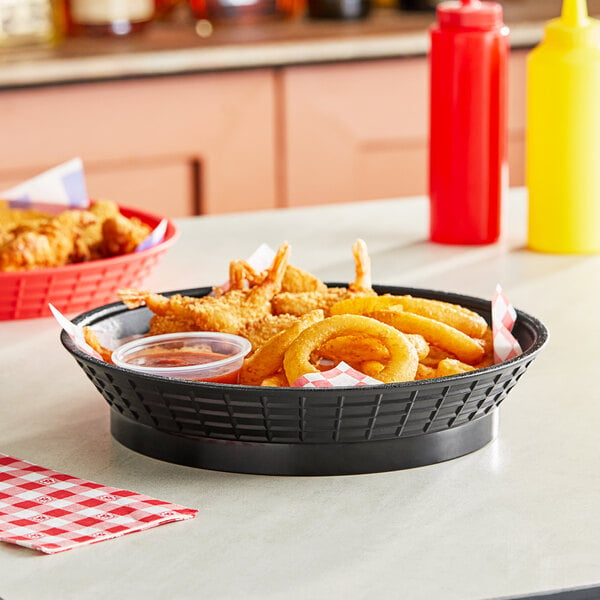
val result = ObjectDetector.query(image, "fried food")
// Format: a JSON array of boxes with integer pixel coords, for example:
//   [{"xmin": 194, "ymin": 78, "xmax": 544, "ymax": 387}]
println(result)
[
  {"xmin": 148, "ymin": 314, "xmax": 204, "ymax": 336},
  {"xmin": 101, "ymin": 213, "xmax": 151, "ymax": 257},
  {"xmin": 271, "ymin": 238, "xmax": 376, "ymax": 316},
  {"xmin": 331, "ymin": 294, "xmax": 488, "ymax": 338},
  {"xmin": 435, "ymin": 358, "xmax": 475, "ymax": 377},
  {"xmin": 0, "ymin": 210, "xmax": 97, "ymax": 271},
  {"xmin": 283, "ymin": 314, "xmax": 419, "ymax": 385},
  {"xmin": 238, "ymin": 313, "xmax": 302, "ymax": 352},
  {"xmin": 119, "ymin": 242, "xmax": 290, "ymax": 335},
  {"xmin": 281, "ymin": 264, "xmax": 328, "ymax": 294},
  {"xmin": 0, "ymin": 200, "xmax": 152, "ymax": 271},
  {"xmin": 370, "ymin": 309, "xmax": 486, "ymax": 365},
  {"xmin": 348, "ymin": 238, "xmax": 372, "ymax": 292},
  {"xmin": 271, "ymin": 287, "xmax": 377, "ymax": 317},
  {"xmin": 214, "ymin": 259, "xmax": 327, "ymax": 298},
  {"xmin": 83, "ymin": 326, "xmax": 113, "ymax": 363},
  {"xmin": 330, "ymin": 295, "xmax": 404, "ymax": 315},
  {"xmin": 239, "ymin": 310, "xmax": 324, "ymax": 386},
  {"xmin": 115, "ymin": 239, "xmax": 497, "ymax": 387},
  {"xmin": 0, "ymin": 200, "xmax": 50, "ymax": 227}
]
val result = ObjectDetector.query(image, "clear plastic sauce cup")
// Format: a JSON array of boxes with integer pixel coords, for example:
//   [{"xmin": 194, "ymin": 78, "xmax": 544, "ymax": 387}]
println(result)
[{"xmin": 111, "ymin": 332, "xmax": 252, "ymax": 384}]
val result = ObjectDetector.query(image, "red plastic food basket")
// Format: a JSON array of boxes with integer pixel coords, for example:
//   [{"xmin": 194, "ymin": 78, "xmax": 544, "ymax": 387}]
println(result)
[{"xmin": 0, "ymin": 205, "xmax": 178, "ymax": 321}]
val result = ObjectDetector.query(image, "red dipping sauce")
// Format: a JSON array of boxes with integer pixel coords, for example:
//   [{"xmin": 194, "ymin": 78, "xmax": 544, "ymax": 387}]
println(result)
[{"xmin": 111, "ymin": 332, "xmax": 252, "ymax": 384}]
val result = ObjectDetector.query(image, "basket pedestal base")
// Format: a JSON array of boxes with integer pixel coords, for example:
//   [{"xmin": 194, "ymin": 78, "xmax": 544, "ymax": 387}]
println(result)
[{"xmin": 111, "ymin": 409, "xmax": 499, "ymax": 476}]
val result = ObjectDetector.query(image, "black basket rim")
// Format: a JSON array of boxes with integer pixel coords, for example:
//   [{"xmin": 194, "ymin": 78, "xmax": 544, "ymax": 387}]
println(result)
[{"xmin": 60, "ymin": 283, "xmax": 549, "ymax": 393}]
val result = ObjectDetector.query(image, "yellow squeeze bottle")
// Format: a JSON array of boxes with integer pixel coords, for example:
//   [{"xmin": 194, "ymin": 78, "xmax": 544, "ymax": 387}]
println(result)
[{"xmin": 527, "ymin": 0, "xmax": 600, "ymax": 253}]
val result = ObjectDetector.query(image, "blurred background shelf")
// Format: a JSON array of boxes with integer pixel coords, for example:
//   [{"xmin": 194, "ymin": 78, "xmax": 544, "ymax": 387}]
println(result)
[{"xmin": 2, "ymin": 0, "xmax": 598, "ymax": 217}]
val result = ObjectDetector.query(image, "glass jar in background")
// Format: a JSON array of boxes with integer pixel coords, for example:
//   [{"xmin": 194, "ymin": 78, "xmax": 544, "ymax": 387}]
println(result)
[
  {"xmin": 307, "ymin": 0, "xmax": 370, "ymax": 20},
  {"xmin": 154, "ymin": 0, "xmax": 186, "ymax": 20},
  {"xmin": 0, "ymin": 0, "xmax": 65, "ymax": 49},
  {"xmin": 68, "ymin": 0, "xmax": 155, "ymax": 36},
  {"xmin": 188, "ymin": 0, "xmax": 296, "ymax": 24},
  {"xmin": 398, "ymin": 0, "xmax": 443, "ymax": 10}
]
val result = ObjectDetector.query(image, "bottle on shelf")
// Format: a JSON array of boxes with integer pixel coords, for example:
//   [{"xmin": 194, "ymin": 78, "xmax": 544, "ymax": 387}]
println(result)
[
  {"xmin": 189, "ymin": 0, "xmax": 296, "ymax": 23},
  {"xmin": 527, "ymin": 0, "xmax": 600, "ymax": 254},
  {"xmin": 398, "ymin": 0, "xmax": 443, "ymax": 11},
  {"xmin": 68, "ymin": 0, "xmax": 155, "ymax": 36},
  {"xmin": 428, "ymin": 0, "xmax": 509, "ymax": 245},
  {"xmin": 0, "ymin": 0, "xmax": 66, "ymax": 49},
  {"xmin": 306, "ymin": 0, "xmax": 371, "ymax": 20}
]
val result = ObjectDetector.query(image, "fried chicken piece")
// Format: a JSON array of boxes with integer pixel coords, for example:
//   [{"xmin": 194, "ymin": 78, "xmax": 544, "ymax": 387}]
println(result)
[
  {"xmin": 0, "ymin": 200, "xmax": 51, "ymax": 227},
  {"xmin": 88, "ymin": 199, "xmax": 121, "ymax": 221},
  {"xmin": 101, "ymin": 213, "xmax": 151, "ymax": 257},
  {"xmin": 69, "ymin": 200, "xmax": 122, "ymax": 259},
  {"xmin": 0, "ymin": 199, "xmax": 153, "ymax": 270},
  {"xmin": 0, "ymin": 210, "xmax": 97, "ymax": 271}
]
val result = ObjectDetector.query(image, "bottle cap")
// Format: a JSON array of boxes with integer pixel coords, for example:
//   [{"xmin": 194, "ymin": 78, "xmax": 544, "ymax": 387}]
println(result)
[
  {"xmin": 436, "ymin": 0, "xmax": 503, "ymax": 31},
  {"xmin": 544, "ymin": 0, "xmax": 600, "ymax": 48}
]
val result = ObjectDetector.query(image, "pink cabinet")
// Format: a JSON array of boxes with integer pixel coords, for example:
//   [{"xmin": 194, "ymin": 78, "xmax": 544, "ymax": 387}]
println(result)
[
  {"xmin": 280, "ymin": 51, "xmax": 527, "ymax": 207},
  {"xmin": 0, "ymin": 51, "xmax": 527, "ymax": 215},
  {"xmin": 0, "ymin": 70, "xmax": 278, "ymax": 217}
]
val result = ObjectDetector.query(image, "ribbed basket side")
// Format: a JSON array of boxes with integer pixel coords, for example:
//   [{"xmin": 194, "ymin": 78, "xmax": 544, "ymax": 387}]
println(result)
[
  {"xmin": 66, "ymin": 284, "xmax": 548, "ymax": 450},
  {"xmin": 79, "ymin": 357, "xmax": 534, "ymax": 444}
]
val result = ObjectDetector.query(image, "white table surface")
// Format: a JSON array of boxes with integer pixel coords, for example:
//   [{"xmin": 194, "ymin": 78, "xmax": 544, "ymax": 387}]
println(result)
[{"xmin": 1, "ymin": 189, "xmax": 599, "ymax": 600}]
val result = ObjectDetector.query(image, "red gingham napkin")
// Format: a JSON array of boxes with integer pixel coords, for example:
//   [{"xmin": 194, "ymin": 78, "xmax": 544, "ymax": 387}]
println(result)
[
  {"xmin": 294, "ymin": 361, "xmax": 383, "ymax": 388},
  {"xmin": 0, "ymin": 455, "xmax": 197, "ymax": 554},
  {"xmin": 492, "ymin": 284, "xmax": 523, "ymax": 363}
]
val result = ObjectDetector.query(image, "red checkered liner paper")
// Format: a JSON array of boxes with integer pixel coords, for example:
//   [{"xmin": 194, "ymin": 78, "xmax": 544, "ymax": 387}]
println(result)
[
  {"xmin": 0, "ymin": 455, "xmax": 197, "ymax": 554},
  {"xmin": 492, "ymin": 284, "xmax": 523, "ymax": 363},
  {"xmin": 294, "ymin": 361, "xmax": 383, "ymax": 388}
]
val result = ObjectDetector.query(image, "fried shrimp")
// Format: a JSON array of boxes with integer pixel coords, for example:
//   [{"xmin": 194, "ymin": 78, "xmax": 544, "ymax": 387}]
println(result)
[
  {"xmin": 110, "ymin": 239, "xmax": 499, "ymax": 387},
  {"xmin": 349, "ymin": 238, "xmax": 372, "ymax": 292},
  {"xmin": 271, "ymin": 239, "xmax": 376, "ymax": 316},
  {"xmin": 119, "ymin": 242, "xmax": 291, "ymax": 334},
  {"xmin": 271, "ymin": 286, "xmax": 376, "ymax": 317}
]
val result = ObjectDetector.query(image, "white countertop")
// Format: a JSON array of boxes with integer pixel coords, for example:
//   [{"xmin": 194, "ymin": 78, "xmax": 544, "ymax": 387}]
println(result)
[{"xmin": 1, "ymin": 188, "xmax": 599, "ymax": 600}]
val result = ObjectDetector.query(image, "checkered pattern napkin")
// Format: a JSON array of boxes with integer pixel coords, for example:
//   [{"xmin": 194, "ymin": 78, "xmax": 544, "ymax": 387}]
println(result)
[
  {"xmin": 0, "ymin": 455, "xmax": 197, "ymax": 555},
  {"xmin": 294, "ymin": 361, "xmax": 383, "ymax": 388},
  {"xmin": 492, "ymin": 284, "xmax": 523, "ymax": 363}
]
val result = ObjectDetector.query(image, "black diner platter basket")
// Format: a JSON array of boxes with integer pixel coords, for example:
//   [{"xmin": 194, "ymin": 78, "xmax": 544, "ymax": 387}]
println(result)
[{"xmin": 61, "ymin": 285, "xmax": 548, "ymax": 476}]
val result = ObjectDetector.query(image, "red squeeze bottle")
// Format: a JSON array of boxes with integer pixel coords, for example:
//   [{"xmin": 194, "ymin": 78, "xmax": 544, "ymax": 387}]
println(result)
[{"xmin": 428, "ymin": 0, "xmax": 509, "ymax": 245}]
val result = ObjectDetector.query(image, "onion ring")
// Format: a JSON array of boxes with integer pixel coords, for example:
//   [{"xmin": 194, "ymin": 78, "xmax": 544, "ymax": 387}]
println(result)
[
  {"xmin": 370, "ymin": 310, "xmax": 485, "ymax": 365},
  {"xmin": 435, "ymin": 358, "xmax": 475, "ymax": 378},
  {"xmin": 331, "ymin": 294, "xmax": 488, "ymax": 338},
  {"xmin": 283, "ymin": 314, "xmax": 419, "ymax": 385},
  {"xmin": 239, "ymin": 310, "xmax": 324, "ymax": 386}
]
